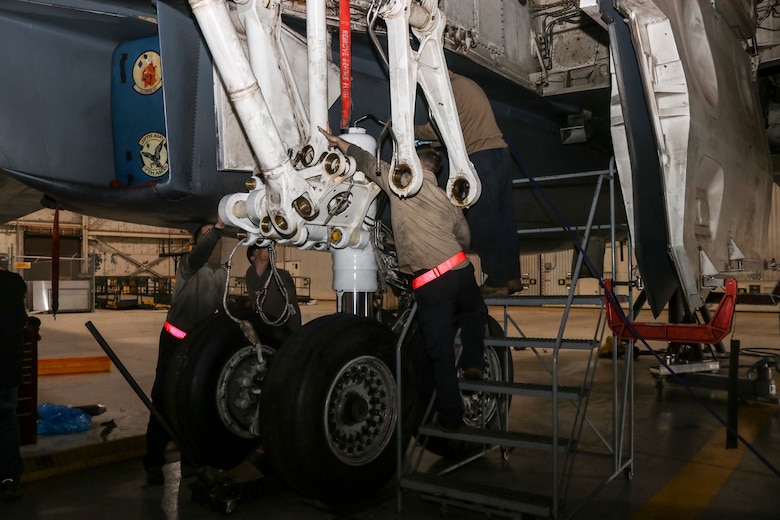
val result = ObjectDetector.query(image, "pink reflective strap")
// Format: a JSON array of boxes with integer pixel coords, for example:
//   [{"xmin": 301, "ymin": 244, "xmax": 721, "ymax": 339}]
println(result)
[
  {"xmin": 412, "ymin": 251, "xmax": 468, "ymax": 290},
  {"xmin": 164, "ymin": 320, "xmax": 187, "ymax": 339}
]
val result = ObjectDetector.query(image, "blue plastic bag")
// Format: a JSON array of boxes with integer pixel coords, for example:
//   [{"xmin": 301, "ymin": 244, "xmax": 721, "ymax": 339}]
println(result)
[{"xmin": 37, "ymin": 402, "xmax": 92, "ymax": 435}]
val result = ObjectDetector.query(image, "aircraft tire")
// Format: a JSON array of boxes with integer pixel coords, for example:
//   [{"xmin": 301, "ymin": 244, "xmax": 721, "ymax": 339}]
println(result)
[
  {"xmin": 409, "ymin": 315, "xmax": 514, "ymax": 460},
  {"xmin": 164, "ymin": 312, "xmax": 277, "ymax": 469},
  {"xmin": 257, "ymin": 313, "xmax": 416, "ymax": 504}
]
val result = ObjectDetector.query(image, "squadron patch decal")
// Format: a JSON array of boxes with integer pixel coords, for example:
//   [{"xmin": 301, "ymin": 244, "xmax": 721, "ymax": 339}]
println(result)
[
  {"xmin": 133, "ymin": 50, "xmax": 162, "ymax": 94},
  {"xmin": 139, "ymin": 132, "xmax": 169, "ymax": 178}
]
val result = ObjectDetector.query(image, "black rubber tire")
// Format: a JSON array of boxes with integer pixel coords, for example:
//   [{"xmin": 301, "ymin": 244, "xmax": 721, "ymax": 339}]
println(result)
[
  {"xmin": 409, "ymin": 315, "xmax": 514, "ymax": 459},
  {"xmin": 164, "ymin": 312, "xmax": 283, "ymax": 469},
  {"xmin": 257, "ymin": 313, "xmax": 416, "ymax": 504}
]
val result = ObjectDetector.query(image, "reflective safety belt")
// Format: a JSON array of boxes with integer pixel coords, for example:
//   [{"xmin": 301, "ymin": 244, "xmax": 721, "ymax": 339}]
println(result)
[
  {"xmin": 412, "ymin": 251, "xmax": 467, "ymax": 290},
  {"xmin": 163, "ymin": 320, "xmax": 187, "ymax": 339}
]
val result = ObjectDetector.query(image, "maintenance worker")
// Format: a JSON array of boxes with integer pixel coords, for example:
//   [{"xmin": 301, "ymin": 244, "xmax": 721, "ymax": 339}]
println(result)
[
  {"xmin": 0, "ymin": 257, "xmax": 27, "ymax": 501},
  {"xmin": 319, "ymin": 127, "xmax": 487, "ymax": 431},
  {"xmin": 244, "ymin": 244, "xmax": 301, "ymax": 345},
  {"xmin": 143, "ymin": 217, "xmax": 226, "ymax": 485},
  {"xmin": 415, "ymin": 70, "xmax": 522, "ymax": 298}
]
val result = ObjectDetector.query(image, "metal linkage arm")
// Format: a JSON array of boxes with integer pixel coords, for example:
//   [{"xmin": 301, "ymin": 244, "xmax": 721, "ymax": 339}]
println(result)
[
  {"xmin": 189, "ymin": 0, "xmax": 309, "ymax": 240},
  {"xmin": 380, "ymin": 0, "xmax": 480, "ymax": 207},
  {"xmin": 411, "ymin": 3, "xmax": 480, "ymax": 207},
  {"xmin": 234, "ymin": 0, "xmax": 308, "ymax": 152},
  {"xmin": 382, "ymin": 0, "xmax": 424, "ymax": 199}
]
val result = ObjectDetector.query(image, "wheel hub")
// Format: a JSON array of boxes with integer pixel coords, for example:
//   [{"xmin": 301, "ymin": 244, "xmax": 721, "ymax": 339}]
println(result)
[
  {"xmin": 325, "ymin": 355, "xmax": 396, "ymax": 466},
  {"xmin": 341, "ymin": 392, "xmax": 370, "ymax": 424},
  {"xmin": 462, "ymin": 347, "xmax": 502, "ymax": 427},
  {"xmin": 216, "ymin": 344, "xmax": 274, "ymax": 439}
]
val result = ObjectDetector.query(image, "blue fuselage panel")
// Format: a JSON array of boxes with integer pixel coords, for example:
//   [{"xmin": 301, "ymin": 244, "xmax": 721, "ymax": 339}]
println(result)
[{"xmin": 112, "ymin": 36, "xmax": 168, "ymax": 186}]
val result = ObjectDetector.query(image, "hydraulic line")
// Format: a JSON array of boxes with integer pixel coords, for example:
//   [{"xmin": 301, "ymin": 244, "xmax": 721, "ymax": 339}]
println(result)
[
  {"xmin": 252, "ymin": 244, "xmax": 297, "ymax": 326},
  {"xmin": 222, "ymin": 239, "xmax": 264, "ymax": 362}
]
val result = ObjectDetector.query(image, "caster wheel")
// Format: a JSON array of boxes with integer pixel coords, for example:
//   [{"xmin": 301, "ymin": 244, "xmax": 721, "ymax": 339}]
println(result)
[{"xmin": 221, "ymin": 498, "xmax": 237, "ymax": 515}]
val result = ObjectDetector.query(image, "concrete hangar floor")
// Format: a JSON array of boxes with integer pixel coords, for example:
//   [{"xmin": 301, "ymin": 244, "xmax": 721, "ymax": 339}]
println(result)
[{"xmin": 3, "ymin": 301, "xmax": 779, "ymax": 520}]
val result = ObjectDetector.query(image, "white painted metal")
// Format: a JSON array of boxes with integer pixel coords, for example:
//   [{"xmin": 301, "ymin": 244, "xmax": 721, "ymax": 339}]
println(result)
[
  {"xmin": 381, "ymin": 0, "xmax": 481, "ymax": 206},
  {"xmin": 189, "ymin": 0, "xmax": 309, "ymax": 241},
  {"xmin": 235, "ymin": 0, "xmax": 308, "ymax": 152},
  {"xmin": 332, "ymin": 246, "xmax": 378, "ymax": 292},
  {"xmin": 604, "ymin": 0, "xmax": 772, "ymax": 309},
  {"xmin": 412, "ymin": 12, "xmax": 481, "ymax": 208},
  {"xmin": 304, "ymin": 0, "xmax": 330, "ymax": 160},
  {"xmin": 339, "ymin": 127, "xmax": 374, "ymax": 186},
  {"xmin": 214, "ymin": 24, "xmax": 340, "ymax": 172},
  {"xmin": 380, "ymin": 1, "xmax": 425, "ymax": 200},
  {"xmin": 202, "ymin": 0, "xmax": 388, "ymax": 252},
  {"xmin": 328, "ymin": 126, "xmax": 379, "ymax": 305}
]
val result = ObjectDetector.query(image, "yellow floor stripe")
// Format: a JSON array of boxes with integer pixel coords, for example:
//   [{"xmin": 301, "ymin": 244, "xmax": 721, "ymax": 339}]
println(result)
[{"xmin": 632, "ymin": 404, "xmax": 776, "ymax": 520}]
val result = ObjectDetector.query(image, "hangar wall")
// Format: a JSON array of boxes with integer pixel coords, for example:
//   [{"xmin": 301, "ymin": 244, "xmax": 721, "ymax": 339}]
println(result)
[
  {"xmin": 0, "ymin": 209, "xmax": 191, "ymax": 279},
  {"xmin": 4, "ymin": 183, "xmax": 780, "ymax": 309}
]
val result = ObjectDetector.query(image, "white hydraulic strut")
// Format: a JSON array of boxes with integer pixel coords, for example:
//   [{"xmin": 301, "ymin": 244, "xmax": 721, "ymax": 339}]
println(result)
[
  {"xmin": 302, "ymin": 0, "xmax": 331, "ymax": 164},
  {"xmin": 189, "ymin": 0, "xmax": 310, "ymax": 240},
  {"xmin": 379, "ymin": 0, "xmax": 481, "ymax": 207},
  {"xmin": 233, "ymin": 0, "xmax": 308, "ymax": 152},
  {"xmin": 237, "ymin": 0, "xmax": 329, "ymax": 165}
]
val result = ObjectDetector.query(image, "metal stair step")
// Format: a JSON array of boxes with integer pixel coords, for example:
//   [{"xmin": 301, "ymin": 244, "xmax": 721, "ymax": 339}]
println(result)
[
  {"xmin": 458, "ymin": 378, "xmax": 584, "ymax": 400},
  {"xmin": 417, "ymin": 423, "xmax": 572, "ymax": 451},
  {"xmin": 484, "ymin": 336, "xmax": 599, "ymax": 350},
  {"xmin": 400, "ymin": 472, "xmax": 553, "ymax": 518},
  {"xmin": 482, "ymin": 294, "xmax": 608, "ymax": 306}
]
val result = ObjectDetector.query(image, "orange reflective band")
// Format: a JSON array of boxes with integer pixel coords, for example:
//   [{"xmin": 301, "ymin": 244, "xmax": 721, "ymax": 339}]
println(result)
[
  {"xmin": 164, "ymin": 320, "xmax": 187, "ymax": 339},
  {"xmin": 412, "ymin": 251, "xmax": 468, "ymax": 290}
]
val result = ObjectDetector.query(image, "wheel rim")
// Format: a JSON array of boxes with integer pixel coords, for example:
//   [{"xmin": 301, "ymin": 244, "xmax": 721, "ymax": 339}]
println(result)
[
  {"xmin": 324, "ymin": 355, "xmax": 397, "ymax": 466},
  {"xmin": 461, "ymin": 347, "xmax": 502, "ymax": 427},
  {"xmin": 216, "ymin": 344, "xmax": 274, "ymax": 439}
]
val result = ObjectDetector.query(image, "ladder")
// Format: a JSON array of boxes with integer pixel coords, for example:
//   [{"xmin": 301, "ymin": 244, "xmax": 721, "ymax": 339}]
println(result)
[{"xmin": 395, "ymin": 161, "xmax": 635, "ymax": 519}]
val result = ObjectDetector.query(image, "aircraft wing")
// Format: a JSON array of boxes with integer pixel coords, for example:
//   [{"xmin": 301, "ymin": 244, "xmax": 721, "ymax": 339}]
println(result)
[{"xmin": 0, "ymin": 171, "xmax": 44, "ymax": 225}]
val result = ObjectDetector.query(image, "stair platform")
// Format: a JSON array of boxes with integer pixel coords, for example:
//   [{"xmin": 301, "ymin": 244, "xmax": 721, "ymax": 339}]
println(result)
[
  {"xmin": 401, "ymin": 472, "xmax": 554, "ymax": 518},
  {"xmin": 417, "ymin": 423, "xmax": 572, "ymax": 452},
  {"xmin": 458, "ymin": 378, "xmax": 584, "ymax": 400}
]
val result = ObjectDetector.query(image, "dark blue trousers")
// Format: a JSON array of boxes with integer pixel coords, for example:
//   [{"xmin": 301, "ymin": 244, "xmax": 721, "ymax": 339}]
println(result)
[
  {"xmin": 467, "ymin": 147, "xmax": 521, "ymax": 287},
  {"xmin": 143, "ymin": 330, "xmax": 180, "ymax": 470},
  {"xmin": 414, "ymin": 264, "xmax": 487, "ymax": 429}
]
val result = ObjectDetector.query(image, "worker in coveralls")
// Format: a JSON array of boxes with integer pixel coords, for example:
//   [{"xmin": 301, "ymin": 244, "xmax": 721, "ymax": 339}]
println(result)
[
  {"xmin": 143, "ymin": 217, "xmax": 226, "ymax": 485},
  {"xmin": 319, "ymin": 127, "xmax": 487, "ymax": 430},
  {"xmin": 415, "ymin": 70, "xmax": 522, "ymax": 298},
  {"xmin": 244, "ymin": 244, "xmax": 302, "ymax": 345}
]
